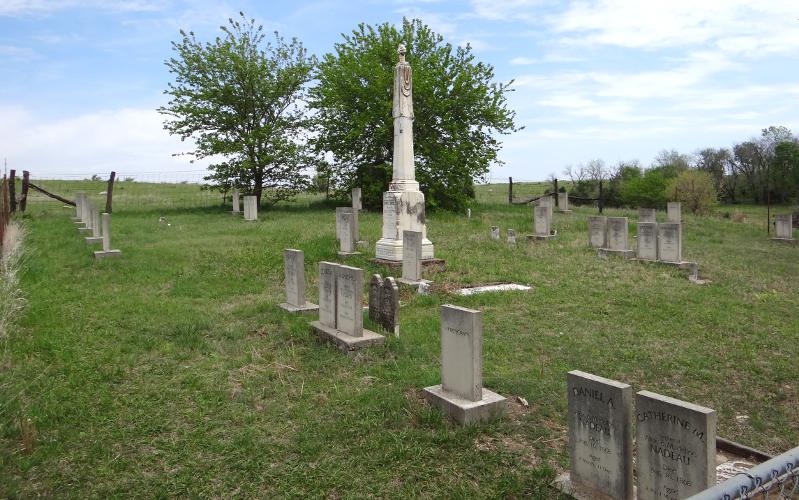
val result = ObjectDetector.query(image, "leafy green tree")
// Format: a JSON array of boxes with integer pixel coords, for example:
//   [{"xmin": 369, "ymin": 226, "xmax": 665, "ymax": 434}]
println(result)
[
  {"xmin": 650, "ymin": 149, "xmax": 691, "ymax": 179},
  {"xmin": 159, "ymin": 13, "xmax": 316, "ymax": 205},
  {"xmin": 669, "ymin": 170, "xmax": 717, "ymax": 214},
  {"xmin": 309, "ymin": 18, "xmax": 520, "ymax": 211},
  {"xmin": 772, "ymin": 140, "xmax": 799, "ymax": 202},
  {"xmin": 617, "ymin": 169, "xmax": 668, "ymax": 208}
]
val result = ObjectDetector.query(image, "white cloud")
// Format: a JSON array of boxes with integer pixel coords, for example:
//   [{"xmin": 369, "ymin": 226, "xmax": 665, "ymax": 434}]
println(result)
[
  {"xmin": 0, "ymin": 0, "xmax": 164, "ymax": 16},
  {"xmin": 470, "ymin": 0, "xmax": 546, "ymax": 22}
]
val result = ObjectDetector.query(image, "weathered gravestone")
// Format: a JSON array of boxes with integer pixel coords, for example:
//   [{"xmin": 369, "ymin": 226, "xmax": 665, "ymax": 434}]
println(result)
[
  {"xmin": 310, "ymin": 264, "xmax": 384, "ymax": 352},
  {"xmin": 78, "ymin": 199, "xmax": 92, "ymax": 233},
  {"xmin": 507, "ymin": 229, "xmax": 516, "ymax": 244},
  {"xmin": 635, "ymin": 391, "xmax": 716, "ymax": 500},
  {"xmin": 85, "ymin": 207, "xmax": 103, "ymax": 245},
  {"xmin": 279, "ymin": 249, "xmax": 319, "ymax": 314},
  {"xmin": 529, "ymin": 205, "xmax": 556, "ymax": 239},
  {"xmin": 94, "ymin": 213, "xmax": 122, "ymax": 258},
  {"xmin": 490, "ymin": 226, "xmax": 500, "ymax": 240},
  {"xmin": 639, "ymin": 208, "xmax": 656, "ymax": 223},
  {"xmin": 558, "ymin": 192, "xmax": 571, "ymax": 212},
  {"xmin": 588, "ymin": 216, "xmax": 607, "ymax": 248},
  {"xmin": 667, "ymin": 202, "xmax": 681, "ymax": 223},
  {"xmin": 338, "ymin": 212, "xmax": 360, "ymax": 256},
  {"xmin": 606, "ymin": 217, "xmax": 629, "ymax": 252},
  {"xmin": 774, "ymin": 214, "xmax": 794, "ymax": 240},
  {"xmin": 637, "ymin": 222, "xmax": 658, "ymax": 261},
  {"xmin": 336, "ymin": 206, "xmax": 360, "ymax": 244},
  {"xmin": 231, "ymin": 188, "xmax": 240, "ymax": 214},
  {"xmin": 72, "ymin": 192, "xmax": 84, "ymax": 221},
  {"xmin": 368, "ymin": 274, "xmax": 399, "ymax": 336},
  {"xmin": 658, "ymin": 223, "xmax": 682, "ymax": 263},
  {"xmin": 243, "ymin": 196, "xmax": 258, "ymax": 221},
  {"xmin": 557, "ymin": 370, "xmax": 633, "ymax": 500},
  {"xmin": 539, "ymin": 195, "xmax": 553, "ymax": 221},
  {"xmin": 352, "ymin": 187, "xmax": 362, "ymax": 211},
  {"xmin": 399, "ymin": 230, "xmax": 423, "ymax": 283},
  {"xmin": 423, "ymin": 305, "xmax": 507, "ymax": 425}
]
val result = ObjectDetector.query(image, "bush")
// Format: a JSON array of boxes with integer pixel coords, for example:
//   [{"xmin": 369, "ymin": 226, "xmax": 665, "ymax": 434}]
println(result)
[
  {"xmin": 668, "ymin": 170, "xmax": 717, "ymax": 215},
  {"xmin": 618, "ymin": 170, "xmax": 668, "ymax": 208}
]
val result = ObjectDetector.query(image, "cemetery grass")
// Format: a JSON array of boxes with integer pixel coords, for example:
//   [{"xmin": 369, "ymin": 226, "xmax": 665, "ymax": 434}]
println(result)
[{"xmin": 1, "ymin": 184, "xmax": 797, "ymax": 497}]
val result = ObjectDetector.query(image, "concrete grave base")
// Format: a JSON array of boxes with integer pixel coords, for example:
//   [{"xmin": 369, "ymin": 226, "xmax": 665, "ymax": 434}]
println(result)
[
  {"xmin": 78, "ymin": 227, "xmax": 91, "ymax": 234},
  {"xmin": 85, "ymin": 236, "xmax": 103, "ymax": 245},
  {"xmin": 94, "ymin": 250, "xmax": 122, "ymax": 259},
  {"xmin": 310, "ymin": 320, "xmax": 384, "ymax": 353},
  {"xmin": 770, "ymin": 237, "xmax": 798, "ymax": 244},
  {"xmin": 337, "ymin": 251, "xmax": 362, "ymax": 257},
  {"xmin": 554, "ymin": 473, "xmax": 633, "ymax": 500},
  {"xmin": 278, "ymin": 302, "xmax": 319, "ymax": 315},
  {"xmin": 370, "ymin": 257, "xmax": 446, "ymax": 273},
  {"xmin": 71, "ymin": 217, "xmax": 81, "ymax": 221},
  {"xmin": 422, "ymin": 384, "xmax": 507, "ymax": 425},
  {"xmin": 597, "ymin": 248, "xmax": 635, "ymax": 258},
  {"xmin": 558, "ymin": 209, "xmax": 572, "ymax": 214},
  {"xmin": 526, "ymin": 230, "xmax": 558, "ymax": 241},
  {"xmin": 74, "ymin": 221, "xmax": 86, "ymax": 226}
]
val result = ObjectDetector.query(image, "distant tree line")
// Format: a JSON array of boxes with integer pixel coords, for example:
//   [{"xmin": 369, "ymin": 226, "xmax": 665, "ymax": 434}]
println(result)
[{"xmin": 562, "ymin": 126, "xmax": 799, "ymax": 214}]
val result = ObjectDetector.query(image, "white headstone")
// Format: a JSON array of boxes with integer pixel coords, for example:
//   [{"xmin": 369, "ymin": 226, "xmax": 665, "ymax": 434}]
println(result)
[
  {"xmin": 231, "ymin": 188, "xmax": 240, "ymax": 213},
  {"xmin": 635, "ymin": 391, "xmax": 716, "ymax": 500},
  {"xmin": 637, "ymin": 222, "xmax": 658, "ymax": 261},
  {"xmin": 283, "ymin": 249, "xmax": 306, "ymax": 307},
  {"xmin": 440, "ymin": 304, "xmax": 483, "ymax": 402},
  {"xmin": 667, "ymin": 202, "xmax": 681, "ymax": 223},
  {"xmin": 336, "ymin": 207, "xmax": 358, "ymax": 242},
  {"xmin": 339, "ymin": 212, "xmax": 356, "ymax": 253},
  {"xmin": 639, "ymin": 208, "xmax": 656, "ymax": 223},
  {"xmin": 352, "ymin": 187, "xmax": 362, "ymax": 211},
  {"xmin": 335, "ymin": 265, "xmax": 363, "ymax": 337},
  {"xmin": 658, "ymin": 223, "xmax": 682, "ymax": 263},
  {"xmin": 606, "ymin": 217, "xmax": 629, "ymax": 251},
  {"xmin": 567, "ymin": 371, "xmax": 633, "ymax": 500},
  {"xmin": 558, "ymin": 192, "xmax": 569, "ymax": 211},
  {"xmin": 243, "ymin": 196, "xmax": 258, "ymax": 221},
  {"xmin": 534, "ymin": 205, "xmax": 550, "ymax": 236},
  {"xmin": 402, "ymin": 230, "xmax": 423, "ymax": 282},
  {"xmin": 775, "ymin": 214, "xmax": 793, "ymax": 239},
  {"xmin": 588, "ymin": 216, "xmax": 607, "ymax": 248},
  {"xmin": 318, "ymin": 262, "xmax": 339, "ymax": 329}
]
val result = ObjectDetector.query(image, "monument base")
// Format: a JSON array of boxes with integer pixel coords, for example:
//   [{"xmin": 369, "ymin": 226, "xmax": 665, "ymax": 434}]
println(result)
[
  {"xmin": 94, "ymin": 250, "xmax": 122, "ymax": 259},
  {"xmin": 370, "ymin": 258, "xmax": 446, "ymax": 273},
  {"xmin": 85, "ymin": 237, "xmax": 102, "ymax": 245},
  {"xmin": 422, "ymin": 384, "xmax": 507, "ymax": 425},
  {"xmin": 597, "ymin": 248, "xmax": 635, "ymax": 259},
  {"xmin": 526, "ymin": 230, "xmax": 558, "ymax": 241},
  {"xmin": 73, "ymin": 221, "xmax": 85, "ymax": 227},
  {"xmin": 78, "ymin": 227, "xmax": 91, "ymax": 234},
  {"xmin": 279, "ymin": 302, "xmax": 319, "ymax": 315},
  {"xmin": 71, "ymin": 217, "xmax": 81, "ymax": 221},
  {"xmin": 553, "ymin": 472, "xmax": 630, "ymax": 500},
  {"xmin": 374, "ymin": 237, "xmax": 435, "ymax": 261},
  {"xmin": 310, "ymin": 321, "xmax": 385, "ymax": 354}
]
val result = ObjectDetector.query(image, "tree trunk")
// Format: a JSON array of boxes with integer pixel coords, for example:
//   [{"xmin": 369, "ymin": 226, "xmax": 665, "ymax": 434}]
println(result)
[
  {"xmin": 20, "ymin": 171, "xmax": 29, "ymax": 212},
  {"xmin": 9, "ymin": 169, "xmax": 16, "ymax": 213}
]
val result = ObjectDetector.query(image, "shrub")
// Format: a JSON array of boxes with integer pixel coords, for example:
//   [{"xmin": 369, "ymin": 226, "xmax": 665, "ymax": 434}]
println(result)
[{"xmin": 668, "ymin": 170, "xmax": 718, "ymax": 215}]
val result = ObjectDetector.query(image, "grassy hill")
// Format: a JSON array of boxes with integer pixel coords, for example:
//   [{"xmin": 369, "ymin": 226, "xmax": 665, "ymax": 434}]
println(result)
[{"xmin": 1, "ymin": 181, "xmax": 796, "ymax": 497}]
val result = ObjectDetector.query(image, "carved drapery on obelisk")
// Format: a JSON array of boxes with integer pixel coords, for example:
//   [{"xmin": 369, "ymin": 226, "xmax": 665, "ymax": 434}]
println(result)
[{"xmin": 375, "ymin": 44, "xmax": 434, "ymax": 261}]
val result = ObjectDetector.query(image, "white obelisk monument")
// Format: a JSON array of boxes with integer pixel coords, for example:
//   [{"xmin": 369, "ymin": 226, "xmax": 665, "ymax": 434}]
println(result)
[{"xmin": 375, "ymin": 44, "xmax": 434, "ymax": 261}]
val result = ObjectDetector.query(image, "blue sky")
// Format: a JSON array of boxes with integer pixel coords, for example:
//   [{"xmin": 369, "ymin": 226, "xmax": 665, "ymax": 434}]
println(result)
[{"xmin": 1, "ymin": 0, "xmax": 798, "ymax": 182}]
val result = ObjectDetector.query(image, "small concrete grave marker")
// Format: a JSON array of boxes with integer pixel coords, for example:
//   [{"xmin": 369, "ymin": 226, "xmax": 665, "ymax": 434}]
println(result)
[
  {"xmin": 78, "ymin": 200, "xmax": 93, "ymax": 234},
  {"xmin": 490, "ymin": 226, "xmax": 500, "ymax": 240},
  {"xmin": 85, "ymin": 207, "xmax": 103, "ymax": 245},
  {"xmin": 423, "ymin": 305, "xmax": 507, "ymax": 425},
  {"xmin": 311, "ymin": 264, "xmax": 384, "ymax": 352},
  {"xmin": 667, "ymin": 202, "xmax": 681, "ymax": 223},
  {"xmin": 774, "ymin": 214, "xmax": 794, "ymax": 240},
  {"xmin": 338, "ymin": 211, "xmax": 360, "ymax": 256},
  {"xmin": 539, "ymin": 195, "xmax": 554, "ymax": 221},
  {"xmin": 637, "ymin": 222, "xmax": 658, "ymax": 261},
  {"xmin": 657, "ymin": 223, "xmax": 682, "ymax": 263},
  {"xmin": 534, "ymin": 205, "xmax": 550, "ymax": 236},
  {"xmin": 557, "ymin": 370, "xmax": 633, "ymax": 500},
  {"xmin": 635, "ymin": 391, "xmax": 716, "ymax": 500},
  {"xmin": 72, "ymin": 192, "xmax": 83, "ymax": 221},
  {"xmin": 606, "ymin": 217, "xmax": 629, "ymax": 251},
  {"xmin": 94, "ymin": 213, "xmax": 121, "ymax": 258},
  {"xmin": 466, "ymin": 208, "xmax": 471, "ymax": 219},
  {"xmin": 279, "ymin": 249, "xmax": 319, "ymax": 314},
  {"xmin": 231, "ymin": 188, "xmax": 240, "ymax": 214},
  {"xmin": 639, "ymin": 208, "xmax": 656, "ymax": 223},
  {"xmin": 399, "ymin": 230, "xmax": 423, "ymax": 283},
  {"xmin": 336, "ymin": 206, "xmax": 360, "ymax": 243},
  {"xmin": 352, "ymin": 187, "xmax": 362, "ymax": 211},
  {"xmin": 558, "ymin": 192, "xmax": 571, "ymax": 212},
  {"xmin": 507, "ymin": 229, "xmax": 516, "ymax": 244},
  {"xmin": 368, "ymin": 274, "xmax": 381, "ymax": 323},
  {"xmin": 588, "ymin": 216, "xmax": 607, "ymax": 248},
  {"xmin": 368, "ymin": 274, "xmax": 399, "ymax": 336},
  {"xmin": 243, "ymin": 196, "xmax": 258, "ymax": 221}
]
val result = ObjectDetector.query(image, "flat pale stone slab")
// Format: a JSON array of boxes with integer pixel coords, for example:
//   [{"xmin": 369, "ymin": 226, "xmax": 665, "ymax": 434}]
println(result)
[
  {"xmin": 94, "ymin": 250, "xmax": 122, "ymax": 259},
  {"xmin": 423, "ymin": 384, "xmax": 507, "ymax": 425},
  {"xmin": 370, "ymin": 257, "xmax": 446, "ymax": 272},
  {"xmin": 85, "ymin": 237, "xmax": 102, "ymax": 245},
  {"xmin": 74, "ymin": 221, "xmax": 86, "ymax": 226},
  {"xmin": 597, "ymin": 248, "xmax": 635, "ymax": 258},
  {"xmin": 554, "ymin": 473, "xmax": 633, "ymax": 500},
  {"xmin": 396, "ymin": 278, "xmax": 432, "ymax": 286},
  {"xmin": 310, "ymin": 320, "xmax": 384, "ymax": 353},
  {"xmin": 279, "ymin": 302, "xmax": 319, "ymax": 315},
  {"xmin": 526, "ymin": 230, "xmax": 558, "ymax": 240},
  {"xmin": 456, "ymin": 284, "xmax": 531, "ymax": 296},
  {"xmin": 337, "ymin": 251, "xmax": 362, "ymax": 257}
]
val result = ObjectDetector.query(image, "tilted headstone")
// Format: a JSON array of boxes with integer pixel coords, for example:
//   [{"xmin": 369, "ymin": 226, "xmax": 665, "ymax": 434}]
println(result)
[
  {"xmin": 335, "ymin": 265, "xmax": 363, "ymax": 337},
  {"xmin": 558, "ymin": 192, "xmax": 569, "ymax": 211},
  {"xmin": 775, "ymin": 214, "xmax": 793, "ymax": 239},
  {"xmin": 402, "ymin": 230, "xmax": 423, "ymax": 282},
  {"xmin": 379, "ymin": 276, "xmax": 399, "ymax": 336},
  {"xmin": 318, "ymin": 262, "xmax": 339, "ymax": 329},
  {"xmin": 566, "ymin": 371, "xmax": 633, "ymax": 500},
  {"xmin": 94, "ymin": 213, "xmax": 121, "ymax": 258},
  {"xmin": 352, "ymin": 187, "xmax": 362, "ymax": 211},
  {"xmin": 635, "ymin": 391, "xmax": 716, "ymax": 500},
  {"xmin": 339, "ymin": 212, "xmax": 357, "ymax": 254},
  {"xmin": 658, "ymin": 223, "xmax": 682, "ymax": 263},
  {"xmin": 423, "ymin": 305, "xmax": 507, "ymax": 425},
  {"xmin": 507, "ymin": 229, "xmax": 516, "ymax": 244},
  {"xmin": 606, "ymin": 217, "xmax": 629, "ymax": 251},
  {"xmin": 588, "ymin": 216, "xmax": 607, "ymax": 248},
  {"xmin": 534, "ymin": 205, "xmax": 550, "ymax": 236},
  {"xmin": 279, "ymin": 249, "xmax": 318, "ymax": 313},
  {"xmin": 490, "ymin": 226, "xmax": 500, "ymax": 240},
  {"xmin": 639, "ymin": 208, "xmax": 656, "ymax": 223},
  {"xmin": 637, "ymin": 222, "xmax": 658, "ymax": 261},
  {"xmin": 231, "ymin": 188, "xmax": 240, "ymax": 213},
  {"xmin": 667, "ymin": 202, "xmax": 681, "ymax": 223}
]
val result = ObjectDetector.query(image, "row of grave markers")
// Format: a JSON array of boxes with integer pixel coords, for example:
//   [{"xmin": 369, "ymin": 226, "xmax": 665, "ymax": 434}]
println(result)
[
  {"xmin": 563, "ymin": 370, "xmax": 716, "ymax": 500},
  {"xmin": 589, "ymin": 216, "xmax": 685, "ymax": 263},
  {"xmin": 230, "ymin": 188, "xmax": 258, "ymax": 221},
  {"xmin": 73, "ymin": 192, "xmax": 121, "ymax": 258}
]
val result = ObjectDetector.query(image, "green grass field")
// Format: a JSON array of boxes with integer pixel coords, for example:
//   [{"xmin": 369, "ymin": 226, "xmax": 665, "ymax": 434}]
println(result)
[{"xmin": 1, "ymin": 181, "xmax": 797, "ymax": 497}]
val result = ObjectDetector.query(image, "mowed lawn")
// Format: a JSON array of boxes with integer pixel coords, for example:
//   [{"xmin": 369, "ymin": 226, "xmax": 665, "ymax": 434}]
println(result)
[{"xmin": 1, "ymin": 182, "xmax": 797, "ymax": 497}]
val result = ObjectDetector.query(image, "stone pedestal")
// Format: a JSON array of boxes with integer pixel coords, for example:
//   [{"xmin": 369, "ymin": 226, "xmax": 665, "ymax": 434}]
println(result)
[{"xmin": 375, "ymin": 190, "xmax": 433, "ymax": 260}]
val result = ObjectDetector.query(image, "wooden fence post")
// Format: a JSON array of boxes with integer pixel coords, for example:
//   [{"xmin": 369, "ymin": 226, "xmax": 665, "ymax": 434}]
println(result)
[
  {"xmin": 508, "ymin": 177, "xmax": 513, "ymax": 204},
  {"xmin": 9, "ymin": 169, "xmax": 16, "ymax": 213},
  {"xmin": 554, "ymin": 178, "xmax": 559, "ymax": 207},
  {"xmin": 105, "ymin": 171, "xmax": 116, "ymax": 214},
  {"xmin": 598, "ymin": 180, "xmax": 604, "ymax": 214},
  {"xmin": 20, "ymin": 170, "xmax": 29, "ymax": 213}
]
